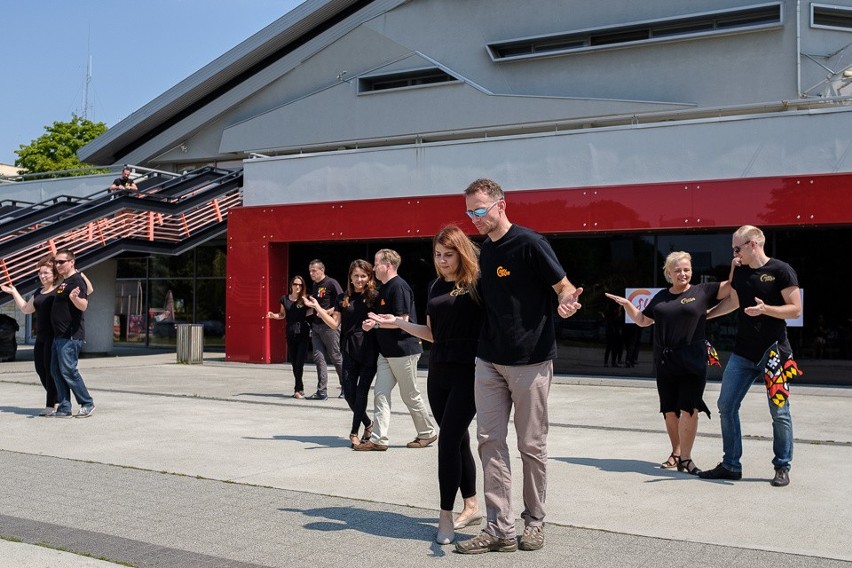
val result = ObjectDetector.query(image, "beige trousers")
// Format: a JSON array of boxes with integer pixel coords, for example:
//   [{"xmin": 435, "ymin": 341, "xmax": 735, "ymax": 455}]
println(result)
[
  {"xmin": 371, "ymin": 354, "xmax": 435, "ymax": 445},
  {"xmin": 475, "ymin": 358, "xmax": 552, "ymax": 539}
]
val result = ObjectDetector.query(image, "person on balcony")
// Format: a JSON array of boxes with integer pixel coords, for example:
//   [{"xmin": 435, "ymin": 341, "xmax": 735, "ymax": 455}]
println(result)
[{"xmin": 109, "ymin": 167, "xmax": 138, "ymax": 194}]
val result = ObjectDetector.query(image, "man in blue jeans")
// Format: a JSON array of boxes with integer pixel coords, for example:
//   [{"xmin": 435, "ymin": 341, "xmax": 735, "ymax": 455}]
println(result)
[
  {"xmin": 701, "ymin": 225, "xmax": 801, "ymax": 487},
  {"xmin": 50, "ymin": 249, "xmax": 95, "ymax": 418}
]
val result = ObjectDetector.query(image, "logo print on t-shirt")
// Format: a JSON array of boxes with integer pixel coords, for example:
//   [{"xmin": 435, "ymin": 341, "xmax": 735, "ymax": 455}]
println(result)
[
  {"xmin": 680, "ymin": 297, "xmax": 696, "ymax": 304},
  {"xmin": 317, "ymin": 287, "xmax": 327, "ymax": 297},
  {"xmin": 56, "ymin": 283, "xmax": 67, "ymax": 294},
  {"xmin": 760, "ymin": 274, "xmax": 775, "ymax": 282},
  {"xmin": 496, "ymin": 266, "xmax": 511, "ymax": 278},
  {"xmin": 380, "ymin": 299, "xmax": 386, "ymax": 306}
]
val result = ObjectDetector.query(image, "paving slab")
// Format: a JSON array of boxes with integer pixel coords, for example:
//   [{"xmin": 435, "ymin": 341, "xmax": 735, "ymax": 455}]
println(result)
[{"xmin": 0, "ymin": 347, "xmax": 850, "ymax": 567}]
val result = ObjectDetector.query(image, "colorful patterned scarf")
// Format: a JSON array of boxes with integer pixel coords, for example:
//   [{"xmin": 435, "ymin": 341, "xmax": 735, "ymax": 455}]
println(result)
[
  {"xmin": 705, "ymin": 340, "xmax": 720, "ymax": 367},
  {"xmin": 763, "ymin": 342, "xmax": 803, "ymax": 408}
]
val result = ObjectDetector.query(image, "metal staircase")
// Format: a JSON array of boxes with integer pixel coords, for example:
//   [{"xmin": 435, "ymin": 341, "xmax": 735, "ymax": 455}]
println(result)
[{"xmin": 0, "ymin": 166, "xmax": 243, "ymax": 301}]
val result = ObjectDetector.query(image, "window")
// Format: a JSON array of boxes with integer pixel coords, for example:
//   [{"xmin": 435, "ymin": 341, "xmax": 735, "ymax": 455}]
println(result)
[
  {"xmin": 812, "ymin": 3, "xmax": 852, "ymax": 30},
  {"xmin": 488, "ymin": 3, "xmax": 783, "ymax": 61},
  {"xmin": 358, "ymin": 68, "xmax": 458, "ymax": 93}
]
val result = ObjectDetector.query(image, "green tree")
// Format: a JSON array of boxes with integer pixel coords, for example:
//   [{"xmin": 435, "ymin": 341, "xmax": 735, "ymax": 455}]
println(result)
[{"xmin": 14, "ymin": 115, "xmax": 107, "ymax": 176}]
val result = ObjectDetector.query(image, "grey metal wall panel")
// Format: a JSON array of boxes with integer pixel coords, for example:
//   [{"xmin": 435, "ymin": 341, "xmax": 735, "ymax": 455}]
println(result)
[{"xmin": 242, "ymin": 107, "xmax": 852, "ymax": 205}]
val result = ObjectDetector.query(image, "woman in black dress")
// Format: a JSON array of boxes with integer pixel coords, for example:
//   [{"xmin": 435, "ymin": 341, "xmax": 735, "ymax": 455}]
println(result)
[
  {"xmin": 305, "ymin": 260, "xmax": 379, "ymax": 447},
  {"xmin": 267, "ymin": 275, "xmax": 312, "ymax": 398},
  {"xmin": 369, "ymin": 225, "xmax": 483, "ymax": 545},
  {"xmin": 606, "ymin": 251, "xmax": 729, "ymax": 475}
]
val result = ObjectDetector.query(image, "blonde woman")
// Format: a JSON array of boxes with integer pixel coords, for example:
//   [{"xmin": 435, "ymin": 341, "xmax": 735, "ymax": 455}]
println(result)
[{"xmin": 606, "ymin": 251, "xmax": 729, "ymax": 475}]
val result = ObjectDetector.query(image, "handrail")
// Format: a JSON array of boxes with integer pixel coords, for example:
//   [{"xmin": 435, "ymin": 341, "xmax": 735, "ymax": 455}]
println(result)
[
  {"xmin": 0, "ymin": 167, "xmax": 243, "ymax": 301},
  {"xmin": 0, "ymin": 163, "xmax": 179, "ymax": 183}
]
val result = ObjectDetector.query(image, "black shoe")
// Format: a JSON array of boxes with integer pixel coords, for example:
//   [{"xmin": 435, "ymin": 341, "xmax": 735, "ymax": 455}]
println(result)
[
  {"xmin": 306, "ymin": 392, "xmax": 328, "ymax": 400},
  {"xmin": 697, "ymin": 462, "xmax": 742, "ymax": 480},
  {"xmin": 771, "ymin": 467, "xmax": 790, "ymax": 487}
]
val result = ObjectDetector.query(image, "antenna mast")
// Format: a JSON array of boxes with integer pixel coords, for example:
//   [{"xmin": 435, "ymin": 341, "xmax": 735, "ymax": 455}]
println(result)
[{"xmin": 83, "ymin": 55, "xmax": 92, "ymax": 119}]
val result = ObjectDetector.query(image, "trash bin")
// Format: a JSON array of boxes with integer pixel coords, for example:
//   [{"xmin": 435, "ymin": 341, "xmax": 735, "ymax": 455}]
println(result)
[
  {"xmin": 0, "ymin": 313, "xmax": 19, "ymax": 362},
  {"xmin": 176, "ymin": 323, "xmax": 204, "ymax": 364}
]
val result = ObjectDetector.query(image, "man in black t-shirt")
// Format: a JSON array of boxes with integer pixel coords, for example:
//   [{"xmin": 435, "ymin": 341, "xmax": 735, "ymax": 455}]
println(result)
[
  {"xmin": 49, "ymin": 249, "xmax": 95, "ymax": 418},
  {"xmin": 355, "ymin": 249, "xmax": 436, "ymax": 451},
  {"xmin": 109, "ymin": 167, "xmax": 138, "ymax": 193},
  {"xmin": 306, "ymin": 260, "xmax": 344, "ymax": 400},
  {"xmin": 455, "ymin": 179, "xmax": 582, "ymax": 555},
  {"xmin": 700, "ymin": 225, "xmax": 801, "ymax": 487}
]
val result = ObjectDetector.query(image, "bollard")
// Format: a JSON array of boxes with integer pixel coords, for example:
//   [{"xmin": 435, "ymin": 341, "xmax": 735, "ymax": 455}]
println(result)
[{"xmin": 176, "ymin": 324, "xmax": 204, "ymax": 364}]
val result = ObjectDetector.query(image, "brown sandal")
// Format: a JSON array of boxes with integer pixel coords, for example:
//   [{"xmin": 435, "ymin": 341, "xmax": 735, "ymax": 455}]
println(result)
[
  {"xmin": 349, "ymin": 434, "xmax": 361, "ymax": 448},
  {"xmin": 660, "ymin": 452, "xmax": 680, "ymax": 469}
]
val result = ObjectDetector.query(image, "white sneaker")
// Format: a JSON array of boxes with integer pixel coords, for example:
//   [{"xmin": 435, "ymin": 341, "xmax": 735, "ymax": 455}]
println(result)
[
  {"xmin": 76, "ymin": 405, "xmax": 95, "ymax": 418},
  {"xmin": 39, "ymin": 407, "xmax": 56, "ymax": 417}
]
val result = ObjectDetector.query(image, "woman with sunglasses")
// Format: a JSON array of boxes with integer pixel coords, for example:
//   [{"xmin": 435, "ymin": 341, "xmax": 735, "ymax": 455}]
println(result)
[
  {"xmin": 369, "ymin": 225, "xmax": 483, "ymax": 545},
  {"xmin": 305, "ymin": 260, "xmax": 379, "ymax": 446},
  {"xmin": 2, "ymin": 255, "xmax": 93, "ymax": 416},
  {"xmin": 606, "ymin": 251, "xmax": 730, "ymax": 475},
  {"xmin": 267, "ymin": 276, "xmax": 312, "ymax": 398}
]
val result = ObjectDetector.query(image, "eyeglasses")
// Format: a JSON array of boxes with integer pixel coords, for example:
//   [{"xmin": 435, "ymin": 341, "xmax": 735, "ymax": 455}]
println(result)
[
  {"xmin": 732, "ymin": 241, "xmax": 752, "ymax": 254},
  {"xmin": 53, "ymin": 259, "xmax": 70, "ymax": 265},
  {"xmin": 292, "ymin": 283, "xmax": 303, "ymax": 287},
  {"xmin": 465, "ymin": 200, "xmax": 501, "ymax": 219}
]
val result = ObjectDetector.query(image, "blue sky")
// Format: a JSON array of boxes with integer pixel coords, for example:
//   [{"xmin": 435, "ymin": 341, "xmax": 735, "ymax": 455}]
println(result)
[{"xmin": 0, "ymin": 0, "xmax": 304, "ymax": 165}]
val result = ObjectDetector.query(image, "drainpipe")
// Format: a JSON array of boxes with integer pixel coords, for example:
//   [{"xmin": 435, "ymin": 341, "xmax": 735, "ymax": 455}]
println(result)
[{"xmin": 796, "ymin": 0, "xmax": 803, "ymax": 96}]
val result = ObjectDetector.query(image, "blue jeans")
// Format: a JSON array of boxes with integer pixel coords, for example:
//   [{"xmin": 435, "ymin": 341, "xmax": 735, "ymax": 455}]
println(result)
[
  {"xmin": 718, "ymin": 353, "xmax": 793, "ymax": 471},
  {"xmin": 51, "ymin": 338, "xmax": 94, "ymax": 413}
]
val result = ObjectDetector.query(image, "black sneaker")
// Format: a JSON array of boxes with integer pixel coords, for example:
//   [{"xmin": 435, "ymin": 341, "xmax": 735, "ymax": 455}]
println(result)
[
  {"xmin": 306, "ymin": 392, "xmax": 328, "ymax": 400},
  {"xmin": 697, "ymin": 462, "xmax": 742, "ymax": 480},
  {"xmin": 771, "ymin": 467, "xmax": 790, "ymax": 487}
]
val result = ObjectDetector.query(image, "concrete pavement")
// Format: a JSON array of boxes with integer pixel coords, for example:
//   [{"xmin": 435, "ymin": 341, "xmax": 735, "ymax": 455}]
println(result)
[{"xmin": 0, "ymin": 347, "xmax": 850, "ymax": 567}]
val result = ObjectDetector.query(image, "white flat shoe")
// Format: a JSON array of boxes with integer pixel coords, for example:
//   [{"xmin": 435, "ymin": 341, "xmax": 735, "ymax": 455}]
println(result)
[
  {"xmin": 435, "ymin": 530, "xmax": 455, "ymax": 545},
  {"xmin": 453, "ymin": 512, "xmax": 483, "ymax": 530}
]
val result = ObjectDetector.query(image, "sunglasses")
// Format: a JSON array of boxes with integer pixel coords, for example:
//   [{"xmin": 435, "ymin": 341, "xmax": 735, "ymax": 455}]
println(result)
[
  {"xmin": 465, "ymin": 200, "xmax": 501, "ymax": 219},
  {"xmin": 732, "ymin": 241, "xmax": 752, "ymax": 253},
  {"xmin": 53, "ymin": 259, "xmax": 71, "ymax": 265}
]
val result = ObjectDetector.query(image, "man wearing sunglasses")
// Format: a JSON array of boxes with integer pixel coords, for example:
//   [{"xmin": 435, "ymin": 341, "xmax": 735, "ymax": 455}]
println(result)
[
  {"xmin": 50, "ymin": 250, "xmax": 95, "ymax": 418},
  {"xmin": 701, "ymin": 225, "xmax": 801, "ymax": 487},
  {"xmin": 455, "ymin": 179, "xmax": 582, "ymax": 554}
]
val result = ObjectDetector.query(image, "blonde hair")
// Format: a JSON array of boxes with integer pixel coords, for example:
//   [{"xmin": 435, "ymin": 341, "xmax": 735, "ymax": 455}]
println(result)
[
  {"xmin": 663, "ymin": 251, "xmax": 692, "ymax": 284},
  {"xmin": 375, "ymin": 248, "xmax": 401, "ymax": 270},
  {"xmin": 733, "ymin": 225, "xmax": 766, "ymax": 247}
]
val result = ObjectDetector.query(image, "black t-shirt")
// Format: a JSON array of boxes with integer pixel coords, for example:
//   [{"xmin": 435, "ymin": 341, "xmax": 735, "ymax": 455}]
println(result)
[
  {"xmin": 642, "ymin": 282, "xmax": 721, "ymax": 361},
  {"xmin": 280, "ymin": 295, "xmax": 311, "ymax": 340},
  {"xmin": 374, "ymin": 275, "xmax": 422, "ymax": 357},
  {"xmin": 51, "ymin": 272, "xmax": 87, "ymax": 340},
  {"xmin": 32, "ymin": 288, "xmax": 56, "ymax": 341},
  {"xmin": 732, "ymin": 258, "xmax": 799, "ymax": 363},
  {"xmin": 112, "ymin": 176, "xmax": 134, "ymax": 190},
  {"xmin": 337, "ymin": 292, "xmax": 379, "ymax": 366},
  {"xmin": 426, "ymin": 278, "xmax": 483, "ymax": 365},
  {"xmin": 477, "ymin": 224, "xmax": 566, "ymax": 365},
  {"xmin": 309, "ymin": 276, "xmax": 343, "ymax": 326}
]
